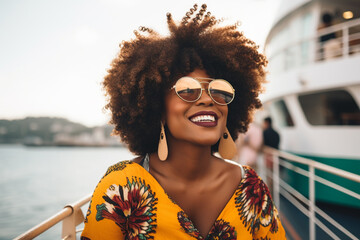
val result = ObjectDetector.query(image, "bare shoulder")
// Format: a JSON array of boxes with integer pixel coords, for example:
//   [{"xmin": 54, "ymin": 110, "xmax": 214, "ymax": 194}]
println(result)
[{"xmin": 213, "ymin": 156, "xmax": 243, "ymax": 181}]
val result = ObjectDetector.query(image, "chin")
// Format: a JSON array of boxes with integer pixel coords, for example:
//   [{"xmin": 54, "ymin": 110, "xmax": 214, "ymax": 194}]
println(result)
[{"xmin": 191, "ymin": 137, "xmax": 220, "ymax": 146}]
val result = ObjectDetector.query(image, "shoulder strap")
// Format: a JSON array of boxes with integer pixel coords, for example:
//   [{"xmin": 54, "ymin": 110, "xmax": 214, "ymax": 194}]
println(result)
[
  {"xmin": 239, "ymin": 164, "xmax": 245, "ymax": 179},
  {"xmin": 224, "ymin": 159, "xmax": 245, "ymax": 179},
  {"xmin": 142, "ymin": 154, "xmax": 150, "ymax": 172}
]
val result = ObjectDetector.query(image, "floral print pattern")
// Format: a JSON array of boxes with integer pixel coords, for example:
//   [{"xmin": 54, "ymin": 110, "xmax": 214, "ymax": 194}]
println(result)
[
  {"xmin": 207, "ymin": 219, "xmax": 237, "ymax": 240},
  {"xmin": 177, "ymin": 211, "xmax": 237, "ymax": 240},
  {"xmin": 178, "ymin": 211, "xmax": 201, "ymax": 239},
  {"xmin": 84, "ymin": 161, "xmax": 133, "ymax": 224},
  {"xmin": 103, "ymin": 160, "xmax": 133, "ymax": 177},
  {"xmin": 96, "ymin": 177, "xmax": 158, "ymax": 240},
  {"xmin": 234, "ymin": 166, "xmax": 279, "ymax": 235}
]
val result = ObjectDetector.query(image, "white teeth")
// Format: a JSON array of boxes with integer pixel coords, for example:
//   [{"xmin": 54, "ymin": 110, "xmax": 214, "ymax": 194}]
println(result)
[{"xmin": 190, "ymin": 115, "xmax": 215, "ymax": 122}]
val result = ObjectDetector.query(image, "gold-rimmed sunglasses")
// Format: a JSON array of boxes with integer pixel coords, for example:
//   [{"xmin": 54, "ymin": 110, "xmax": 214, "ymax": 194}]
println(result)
[{"xmin": 171, "ymin": 77, "xmax": 235, "ymax": 105}]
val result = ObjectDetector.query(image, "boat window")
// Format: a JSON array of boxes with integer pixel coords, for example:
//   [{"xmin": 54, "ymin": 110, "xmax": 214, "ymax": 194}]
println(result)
[
  {"xmin": 298, "ymin": 90, "xmax": 360, "ymax": 125},
  {"xmin": 269, "ymin": 100, "xmax": 295, "ymax": 127}
]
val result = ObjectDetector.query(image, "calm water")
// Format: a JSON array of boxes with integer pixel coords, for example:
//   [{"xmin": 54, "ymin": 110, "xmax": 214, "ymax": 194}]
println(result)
[{"xmin": 0, "ymin": 145, "xmax": 134, "ymax": 240}]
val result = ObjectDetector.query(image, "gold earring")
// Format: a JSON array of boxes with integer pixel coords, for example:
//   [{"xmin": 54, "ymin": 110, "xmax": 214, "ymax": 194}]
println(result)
[
  {"xmin": 158, "ymin": 122, "xmax": 168, "ymax": 161},
  {"xmin": 218, "ymin": 127, "xmax": 237, "ymax": 159}
]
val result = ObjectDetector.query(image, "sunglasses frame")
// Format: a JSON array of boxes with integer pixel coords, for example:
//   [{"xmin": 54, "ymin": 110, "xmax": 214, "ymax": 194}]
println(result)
[{"xmin": 171, "ymin": 77, "xmax": 235, "ymax": 105}]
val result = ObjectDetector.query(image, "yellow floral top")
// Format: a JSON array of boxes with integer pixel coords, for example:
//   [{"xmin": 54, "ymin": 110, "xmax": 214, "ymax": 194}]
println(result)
[{"xmin": 81, "ymin": 160, "xmax": 286, "ymax": 240}]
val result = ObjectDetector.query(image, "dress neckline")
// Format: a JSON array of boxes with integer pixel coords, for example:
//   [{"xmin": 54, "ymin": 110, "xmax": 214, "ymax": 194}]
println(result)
[{"xmin": 134, "ymin": 154, "xmax": 246, "ymax": 239}]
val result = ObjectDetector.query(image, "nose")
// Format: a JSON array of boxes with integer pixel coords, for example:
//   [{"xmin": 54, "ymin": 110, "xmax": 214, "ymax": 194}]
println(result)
[{"xmin": 196, "ymin": 88, "xmax": 214, "ymax": 106}]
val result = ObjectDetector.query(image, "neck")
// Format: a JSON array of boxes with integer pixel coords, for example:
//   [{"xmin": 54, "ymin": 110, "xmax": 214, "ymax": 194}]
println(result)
[{"xmin": 151, "ymin": 136, "xmax": 215, "ymax": 182}]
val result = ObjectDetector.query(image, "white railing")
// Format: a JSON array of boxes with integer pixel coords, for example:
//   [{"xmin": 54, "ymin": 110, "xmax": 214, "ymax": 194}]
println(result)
[
  {"xmin": 267, "ymin": 17, "xmax": 360, "ymax": 73},
  {"xmin": 260, "ymin": 146, "xmax": 360, "ymax": 240},
  {"xmin": 315, "ymin": 18, "xmax": 360, "ymax": 61},
  {"xmin": 14, "ymin": 194, "xmax": 91, "ymax": 240}
]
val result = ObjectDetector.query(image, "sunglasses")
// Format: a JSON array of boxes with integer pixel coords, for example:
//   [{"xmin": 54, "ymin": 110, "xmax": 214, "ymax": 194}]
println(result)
[{"xmin": 172, "ymin": 77, "xmax": 235, "ymax": 105}]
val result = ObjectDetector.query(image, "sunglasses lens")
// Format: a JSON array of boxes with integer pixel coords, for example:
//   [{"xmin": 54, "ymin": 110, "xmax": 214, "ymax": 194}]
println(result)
[
  {"xmin": 175, "ymin": 77, "xmax": 202, "ymax": 102},
  {"xmin": 209, "ymin": 80, "xmax": 235, "ymax": 105}
]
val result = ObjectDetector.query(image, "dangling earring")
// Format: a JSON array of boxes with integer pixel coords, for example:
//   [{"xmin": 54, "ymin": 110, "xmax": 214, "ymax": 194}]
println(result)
[
  {"xmin": 218, "ymin": 127, "xmax": 237, "ymax": 159},
  {"xmin": 158, "ymin": 122, "xmax": 168, "ymax": 161}
]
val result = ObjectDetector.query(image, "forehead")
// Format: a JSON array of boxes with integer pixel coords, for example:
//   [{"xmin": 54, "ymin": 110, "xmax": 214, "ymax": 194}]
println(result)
[{"xmin": 186, "ymin": 69, "xmax": 210, "ymax": 79}]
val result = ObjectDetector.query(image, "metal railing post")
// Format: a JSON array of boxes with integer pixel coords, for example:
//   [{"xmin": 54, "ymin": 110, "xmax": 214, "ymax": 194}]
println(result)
[
  {"xmin": 343, "ymin": 26, "xmax": 349, "ymax": 57},
  {"xmin": 309, "ymin": 165, "xmax": 316, "ymax": 240},
  {"xmin": 61, "ymin": 205, "xmax": 76, "ymax": 240},
  {"xmin": 61, "ymin": 204, "xmax": 86, "ymax": 240},
  {"xmin": 273, "ymin": 155, "xmax": 280, "ymax": 209},
  {"xmin": 258, "ymin": 153, "xmax": 266, "ymax": 181}
]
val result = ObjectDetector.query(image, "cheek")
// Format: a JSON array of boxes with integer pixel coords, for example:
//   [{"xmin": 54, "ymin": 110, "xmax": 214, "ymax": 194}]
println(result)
[
  {"xmin": 216, "ymin": 106, "xmax": 228, "ymax": 137},
  {"xmin": 164, "ymin": 94, "xmax": 190, "ymax": 125},
  {"xmin": 222, "ymin": 106, "xmax": 228, "ymax": 118},
  {"xmin": 220, "ymin": 106, "xmax": 228, "ymax": 126}
]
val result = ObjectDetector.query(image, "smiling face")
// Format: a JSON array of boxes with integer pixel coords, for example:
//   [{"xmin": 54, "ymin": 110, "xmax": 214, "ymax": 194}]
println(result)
[{"xmin": 164, "ymin": 69, "xmax": 228, "ymax": 147}]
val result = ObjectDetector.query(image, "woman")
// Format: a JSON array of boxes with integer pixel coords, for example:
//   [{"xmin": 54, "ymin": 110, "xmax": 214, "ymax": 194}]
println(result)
[{"xmin": 81, "ymin": 4, "xmax": 286, "ymax": 240}]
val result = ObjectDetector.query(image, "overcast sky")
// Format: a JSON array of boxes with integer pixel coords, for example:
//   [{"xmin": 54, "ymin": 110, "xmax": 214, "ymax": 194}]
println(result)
[{"xmin": 0, "ymin": 0, "xmax": 281, "ymax": 126}]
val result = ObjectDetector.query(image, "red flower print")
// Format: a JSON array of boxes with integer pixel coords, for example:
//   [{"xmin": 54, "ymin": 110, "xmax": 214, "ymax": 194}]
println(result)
[
  {"xmin": 177, "ymin": 211, "xmax": 237, "ymax": 240},
  {"xmin": 96, "ymin": 177, "xmax": 157, "ymax": 239},
  {"xmin": 177, "ymin": 211, "xmax": 201, "ymax": 239},
  {"xmin": 235, "ymin": 167, "xmax": 279, "ymax": 235},
  {"xmin": 207, "ymin": 219, "xmax": 237, "ymax": 240}
]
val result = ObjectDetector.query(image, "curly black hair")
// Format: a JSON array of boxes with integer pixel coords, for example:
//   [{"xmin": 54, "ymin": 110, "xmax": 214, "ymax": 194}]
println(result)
[{"xmin": 103, "ymin": 4, "xmax": 267, "ymax": 155}]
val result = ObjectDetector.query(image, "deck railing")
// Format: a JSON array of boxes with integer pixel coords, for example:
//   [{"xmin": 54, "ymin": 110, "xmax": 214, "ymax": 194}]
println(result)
[
  {"xmin": 314, "ymin": 17, "xmax": 360, "ymax": 61},
  {"xmin": 260, "ymin": 146, "xmax": 360, "ymax": 240},
  {"xmin": 14, "ymin": 149, "xmax": 360, "ymax": 240},
  {"xmin": 14, "ymin": 194, "xmax": 91, "ymax": 240},
  {"xmin": 267, "ymin": 17, "xmax": 360, "ymax": 73}
]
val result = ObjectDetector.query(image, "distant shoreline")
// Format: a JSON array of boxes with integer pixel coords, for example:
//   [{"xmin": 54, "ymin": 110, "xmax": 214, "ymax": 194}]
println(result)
[
  {"xmin": 22, "ymin": 143, "xmax": 124, "ymax": 148},
  {"xmin": 0, "ymin": 143, "xmax": 124, "ymax": 148}
]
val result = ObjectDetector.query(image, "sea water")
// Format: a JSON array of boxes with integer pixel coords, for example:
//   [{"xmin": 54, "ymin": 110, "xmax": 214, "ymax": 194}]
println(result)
[{"xmin": 0, "ymin": 145, "xmax": 134, "ymax": 240}]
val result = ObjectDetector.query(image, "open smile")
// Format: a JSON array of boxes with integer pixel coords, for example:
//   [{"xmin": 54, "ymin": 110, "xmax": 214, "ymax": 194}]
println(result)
[{"xmin": 188, "ymin": 111, "xmax": 219, "ymax": 127}]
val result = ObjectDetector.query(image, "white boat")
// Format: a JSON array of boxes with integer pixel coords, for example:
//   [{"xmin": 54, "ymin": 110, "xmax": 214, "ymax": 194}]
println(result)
[{"xmin": 261, "ymin": 0, "xmax": 360, "ymax": 208}]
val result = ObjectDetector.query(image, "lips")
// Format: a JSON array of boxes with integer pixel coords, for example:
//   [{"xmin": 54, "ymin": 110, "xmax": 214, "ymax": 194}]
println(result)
[{"xmin": 189, "ymin": 111, "xmax": 218, "ymax": 127}]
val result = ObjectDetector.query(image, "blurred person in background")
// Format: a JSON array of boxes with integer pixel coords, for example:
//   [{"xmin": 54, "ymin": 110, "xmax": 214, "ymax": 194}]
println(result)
[
  {"xmin": 318, "ymin": 12, "xmax": 342, "ymax": 60},
  {"xmin": 262, "ymin": 117, "xmax": 281, "ymax": 191},
  {"xmin": 234, "ymin": 122, "xmax": 263, "ymax": 171},
  {"xmin": 263, "ymin": 117, "xmax": 280, "ymax": 150}
]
